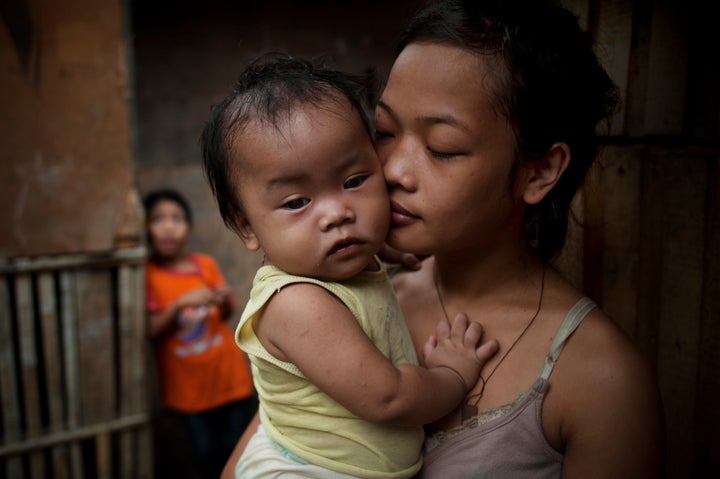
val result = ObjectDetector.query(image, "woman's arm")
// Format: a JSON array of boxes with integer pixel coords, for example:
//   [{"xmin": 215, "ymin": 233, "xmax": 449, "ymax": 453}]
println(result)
[{"xmin": 552, "ymin": 313, "xmax": 665, "ymax": 478}]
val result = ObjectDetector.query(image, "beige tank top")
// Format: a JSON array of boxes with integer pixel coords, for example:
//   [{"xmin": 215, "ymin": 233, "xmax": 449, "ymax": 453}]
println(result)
[{"xmin": 418, "ymin": 297, "xmax": 597, "ymax": 479}]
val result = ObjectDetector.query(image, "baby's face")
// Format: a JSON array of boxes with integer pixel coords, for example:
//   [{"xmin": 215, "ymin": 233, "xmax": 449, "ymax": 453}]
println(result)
[{"xmin": 232, "ymin": 98, "xmax": 389, "ymax": 281}]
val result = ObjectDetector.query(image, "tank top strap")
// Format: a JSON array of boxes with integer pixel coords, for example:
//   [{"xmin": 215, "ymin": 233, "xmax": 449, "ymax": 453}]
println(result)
[{"xmin": 537, "ymin": 297, "xmax": 597, "ymax": 381}]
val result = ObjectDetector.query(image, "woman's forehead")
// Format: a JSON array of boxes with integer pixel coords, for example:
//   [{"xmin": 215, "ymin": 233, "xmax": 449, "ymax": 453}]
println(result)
[{"xmin": 380, "ymin": 43, "xmax": 504, "ymax": 127}]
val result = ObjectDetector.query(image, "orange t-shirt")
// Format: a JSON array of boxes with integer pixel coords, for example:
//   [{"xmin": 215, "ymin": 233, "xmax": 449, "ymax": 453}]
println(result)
[{"xmin": 146, "ymin": 253, "xmax": 253, "ymax": 413}]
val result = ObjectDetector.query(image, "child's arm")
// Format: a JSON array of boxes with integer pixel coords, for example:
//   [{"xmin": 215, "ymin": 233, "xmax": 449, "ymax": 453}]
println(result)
[
  {"xmin": 213, "ymin": 284, "xmax": 236, "ymax": 320},
  {"xmin": 255, "ymin": 283, "xmax": 496, "ymax": 426}
]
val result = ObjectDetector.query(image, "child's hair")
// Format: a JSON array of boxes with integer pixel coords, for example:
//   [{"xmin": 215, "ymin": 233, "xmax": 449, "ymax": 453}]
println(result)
[
  {"xmin": 201, "ymin": 52, "xmax": 374, "ymax": 235},
  {"xmin": 397, "ymin": 0, "xmax": 620, "ymax": 260},
  {"xmin": 143, "ymin": 188, "xmax": 193, "ymax": 226}
]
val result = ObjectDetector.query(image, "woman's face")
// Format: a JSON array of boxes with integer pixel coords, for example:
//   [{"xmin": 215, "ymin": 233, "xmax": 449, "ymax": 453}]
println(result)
[{"xmin": 374, "ymin": 43, "xmax": 526, "ymax": 257}]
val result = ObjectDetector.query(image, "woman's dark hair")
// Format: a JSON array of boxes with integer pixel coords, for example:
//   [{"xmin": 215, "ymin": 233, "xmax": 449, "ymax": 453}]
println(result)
[
  {"xmin": 142, "ymin": 188, "xmax": 193, "ymax": 226},
  {"xmin": 397, "ymin": 0, "xmax": 620, "ymax": 260},
  {"xmin": 201, "ymin": 52, "xmax": 373, "ymax": 235}
]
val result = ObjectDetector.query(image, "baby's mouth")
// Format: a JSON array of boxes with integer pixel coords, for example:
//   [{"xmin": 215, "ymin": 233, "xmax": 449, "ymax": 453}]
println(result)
[{"xmin": 329, "ymin": 238, "xmax": 361, "ymax": 256}]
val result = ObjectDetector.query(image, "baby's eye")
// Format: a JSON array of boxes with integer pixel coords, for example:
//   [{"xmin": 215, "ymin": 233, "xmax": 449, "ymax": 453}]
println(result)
[
  {"xmin": 344, "ymin": 175, "xmax": 367, "ymax": 189},
  {"xmin": 283, "ymin": 198, "xmax": 310, "ymax": 210}
]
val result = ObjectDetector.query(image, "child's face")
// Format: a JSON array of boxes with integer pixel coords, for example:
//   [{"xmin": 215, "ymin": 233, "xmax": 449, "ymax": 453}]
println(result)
[
  {"xmin": 232, "ymin": 98, "xmax": 390, "ymax": 281},
  {"xmin": 147, "ymin": 199, "xmax": 190, "ymax": 260},
  {"xmin": 375, "ymin": 43, "xmax": 524, "ymax": 257}
]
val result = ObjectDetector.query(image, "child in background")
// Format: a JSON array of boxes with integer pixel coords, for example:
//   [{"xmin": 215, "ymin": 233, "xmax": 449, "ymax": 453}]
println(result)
[
  {"xmin": 201, "ymin": 53, "xmax": 498, "ymax": 478},
  {"xmin": 143, "ymin": 188, "xmax": 256, "ymax": 479}
]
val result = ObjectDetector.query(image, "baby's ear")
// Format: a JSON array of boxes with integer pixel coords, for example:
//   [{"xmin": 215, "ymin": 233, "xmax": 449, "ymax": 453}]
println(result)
[
  {"xmin": 234, "ymin": 215, "xmax": 260, "ymax": 251},
  {"xmin": 521, "ymin": 142, "xmax": 570, "ymax": 205}
]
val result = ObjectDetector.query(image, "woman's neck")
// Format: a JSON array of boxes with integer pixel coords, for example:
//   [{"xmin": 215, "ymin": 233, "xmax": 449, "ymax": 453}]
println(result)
[{"xmin": 431, "ymin": 240, "xmax": 542, "ymax": 303}]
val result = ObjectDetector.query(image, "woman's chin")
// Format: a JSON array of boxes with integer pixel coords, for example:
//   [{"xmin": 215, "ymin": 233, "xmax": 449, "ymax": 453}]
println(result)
[{"xmin": 386, "ymin": 233, "xmax": 431, "ymax": 258}]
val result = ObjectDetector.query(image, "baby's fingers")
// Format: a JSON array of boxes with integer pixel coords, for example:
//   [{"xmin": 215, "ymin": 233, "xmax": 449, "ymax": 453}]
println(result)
[
  {"xmin": 433, "ymin": 316, "xmax": 451, "ymax": 342},
  {"xmin": 423, "ymin": 335, "xmax": 438, "ymax": 362},
  {"xmin": 463, "ymin": 321, "xmax": 485, "ymax": 349},
  {"xmin": 449, "ymin": 312, "xmax": 469, "ymax": 343},
  {"xmin": 476, "ymin": 338, "xmax": 499, "ymax": 364}
]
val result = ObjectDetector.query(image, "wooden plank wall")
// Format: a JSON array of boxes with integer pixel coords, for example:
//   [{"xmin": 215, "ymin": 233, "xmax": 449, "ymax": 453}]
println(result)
[
  {"xmin": 0, "ymin": 248, "xmax": 152, "ymax": 479},
  {"xmin": 555, "ymin": 1, "xmax": 719, "ymax": 477}
]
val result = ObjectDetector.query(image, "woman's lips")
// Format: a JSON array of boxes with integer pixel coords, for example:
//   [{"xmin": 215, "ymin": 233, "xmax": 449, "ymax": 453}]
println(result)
[{"xmin": 390, "ymin": 201, "xmax": 418, "ymax": 226}]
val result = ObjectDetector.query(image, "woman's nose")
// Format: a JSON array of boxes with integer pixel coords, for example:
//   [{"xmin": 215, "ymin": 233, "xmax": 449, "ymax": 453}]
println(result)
[{"xmin": 381, "ymin": 140, "xmax": 417, "ymax": 192}]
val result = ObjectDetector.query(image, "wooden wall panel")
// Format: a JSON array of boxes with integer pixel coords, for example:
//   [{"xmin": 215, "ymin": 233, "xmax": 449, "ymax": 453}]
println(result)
[
  {"xmin": 643, "ymin": 0, "xmax": 690, "ymax": 135},
  {"xmin": 15, "ymin": 274, "xmax": 46, "ymax": 477},
  {"xmin": 38, "ymin": 272, "xmax": 72, "ymax": 479},
  {"xmin": 635, "ymin": 151, "xmax": 665, "ymax": 364},
  {"xmin": 694, "ymin": 154, "xmax": 720, "ymax": 474},
  {"xmin": 0, "ymin": 277, "xmax": 23, "ymax": 477},
  {"xmin": 0, "ymin": 249, "xmax": 151, "ymax": 478},
  {"xmin": 75, "ymin": 268, "xmax": 116, "ymax": 479},
  {"xmin": 59, "ymin": 270, "xmax": 85, "ymax": 478},
  {"xmin": 598, "ymin": 145, "xmax": 642, "ymax": 337},
  {"xmin": 656, "ymin": 151, "xmax": 708, "ymax": 475}
]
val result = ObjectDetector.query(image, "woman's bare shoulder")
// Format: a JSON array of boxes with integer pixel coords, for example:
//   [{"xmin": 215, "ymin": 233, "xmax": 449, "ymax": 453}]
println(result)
[
  {"xmin": 544, "ymin": 299, "xmax": 664, "ymax": 474},
  {"xmin": 561, "ymin": 305, "xmax": 651, "ymax": 381}
]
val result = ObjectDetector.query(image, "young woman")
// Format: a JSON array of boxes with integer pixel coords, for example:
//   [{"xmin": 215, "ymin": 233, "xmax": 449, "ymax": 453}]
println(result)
[
  {"xmin": 222, "ymin": 1, "xmax": 665, "ymax": 477},
  {"xmin": 374, "ymin": 0, "xmax": 665, "ymax": 477}
]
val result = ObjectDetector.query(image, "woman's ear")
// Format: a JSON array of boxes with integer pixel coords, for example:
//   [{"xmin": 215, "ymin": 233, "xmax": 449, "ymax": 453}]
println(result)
[
  {"xmin": 521, "ymin": 142, "xmax": 570, "ymax": 205},
  {"xmin": 235, "ymin": 215, "xmax": 260, "ymax": 251}
]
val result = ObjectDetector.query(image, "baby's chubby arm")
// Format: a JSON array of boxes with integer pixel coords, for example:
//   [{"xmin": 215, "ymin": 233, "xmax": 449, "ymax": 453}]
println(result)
[{"xmin": 254, "ymin": 283, "xmax": 497, "ymax": 426}]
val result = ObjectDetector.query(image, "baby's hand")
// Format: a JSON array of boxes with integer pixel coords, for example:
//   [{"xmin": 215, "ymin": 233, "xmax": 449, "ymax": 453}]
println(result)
[
  {"xmin": 378, "ymin": 243, "xmax": 424, "ymax": 271},
  {"xmin": 423, "ymin": 313, "xmax": 498, "ymax": 392}
]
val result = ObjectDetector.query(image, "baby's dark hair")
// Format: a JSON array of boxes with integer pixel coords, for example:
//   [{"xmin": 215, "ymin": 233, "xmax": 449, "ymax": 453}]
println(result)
[
  {"xmin": 398, "ymin": 0, "xmax": 620, "ymax": 260},
  {"xmin": 201, "ymin": 52, "xmax": 374, "ymax": 235},
  {"xmin": 142, "ymin": 188, "xmax": 193, "ymax": 226}
]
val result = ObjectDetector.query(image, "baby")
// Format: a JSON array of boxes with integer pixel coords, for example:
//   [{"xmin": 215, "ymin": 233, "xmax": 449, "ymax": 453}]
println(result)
[{"xmin": 201, "ymin": 53, "xmax": 496, "ymax": 478}]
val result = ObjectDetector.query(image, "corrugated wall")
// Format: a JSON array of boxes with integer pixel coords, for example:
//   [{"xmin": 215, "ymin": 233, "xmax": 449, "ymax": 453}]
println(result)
[{"xmin": 556, "ymin": 0, "xmax": 719, "ymax": 476}]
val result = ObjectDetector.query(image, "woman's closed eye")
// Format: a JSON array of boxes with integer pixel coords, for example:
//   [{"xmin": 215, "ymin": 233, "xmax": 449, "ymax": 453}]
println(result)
[
  {"xmin": 427, "ymin": 147, "xmax": 461, "ymax": 159},
  {"xmin": 373, "ymin": 129, "xmax": 394, "ymax": 141}
]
